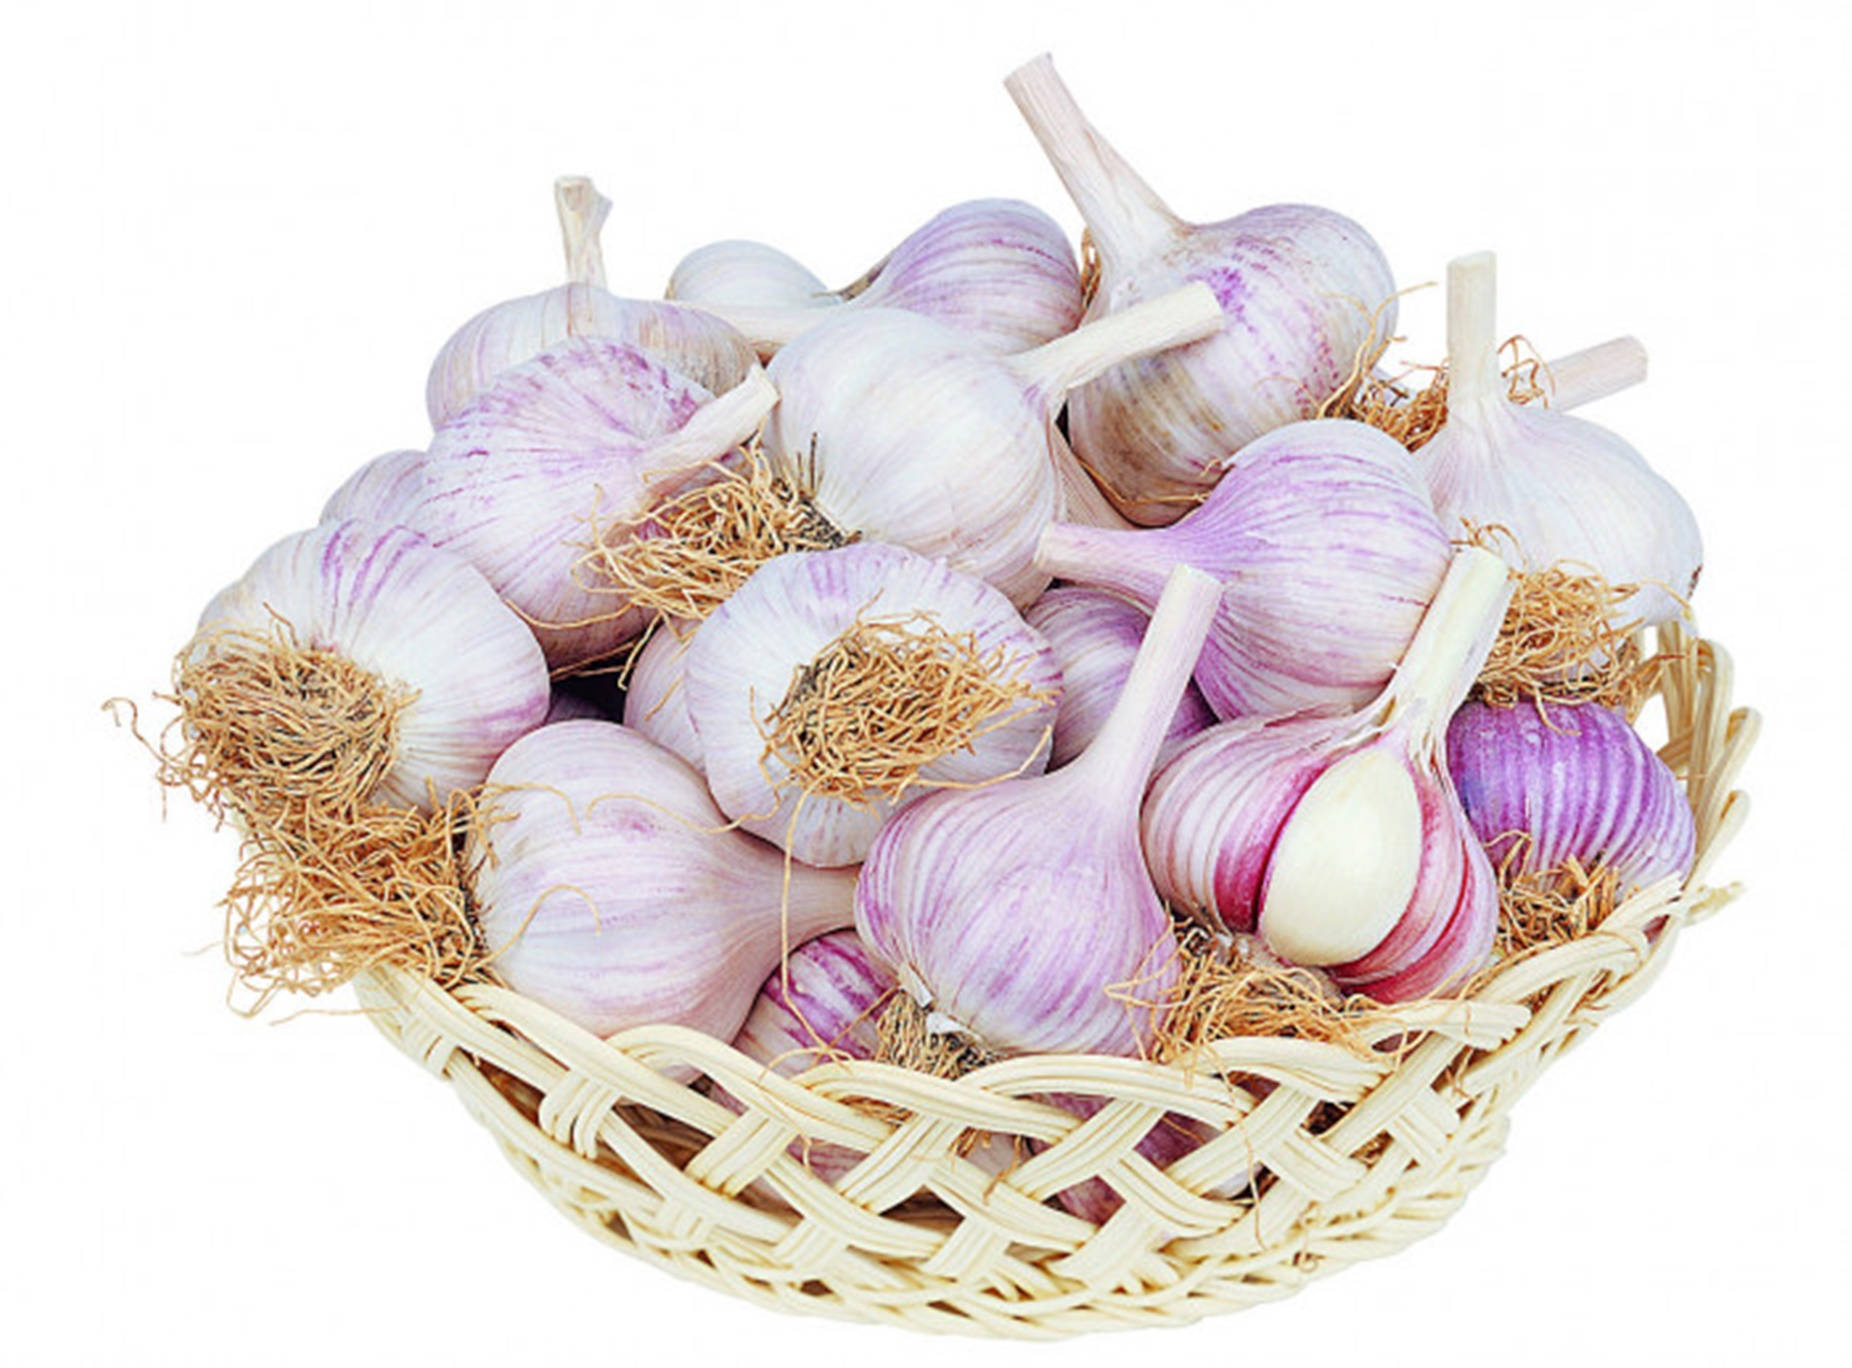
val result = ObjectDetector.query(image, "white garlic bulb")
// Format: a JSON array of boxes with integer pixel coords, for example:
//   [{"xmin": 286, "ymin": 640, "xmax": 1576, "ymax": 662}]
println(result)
[
  {"xmin": 196, "ymin": 519, "xmax": 550, "ymax": 811},
  {"xmin": 424, "ymin": 176, "xmax": 758, "ymax": 428},
  {"xmin": 1418, "ymin": 253, "xmax": 1702, "ymax": 626},
  {"xmin": 763, "ymin": 285, "xmax": 1223, "ymax": 606},
  {"xmin": 682, "ymin": 543, "xmax": 1062, "ymax": 868},
  {"xmin": 1006, "ymin": 54, "xmax": 1396, "ymax": 524},
  {"xmin": 413, "ymin": 342, "xmax": 776, "ymax": 671},
  {"xmin": 622, "ymin": 624, "xmax": 703, "ymax": 772},
  {"xmin": 668, "ymin": 199, "xmax": 1084, "ymax": 359},
  {"xmin": 320, "ymin": 448, "xmax": 424, "ymax": 527}
]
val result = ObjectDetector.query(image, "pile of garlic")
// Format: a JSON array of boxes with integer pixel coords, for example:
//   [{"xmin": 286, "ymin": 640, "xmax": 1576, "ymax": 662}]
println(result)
[{"xmin": 172, "ymin": 55, "xmax": 1707, "ymax": 1205}]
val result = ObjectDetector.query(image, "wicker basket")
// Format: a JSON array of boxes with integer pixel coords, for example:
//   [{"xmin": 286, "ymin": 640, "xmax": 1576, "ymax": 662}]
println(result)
[{"xmin": 351, "ymin": 624, "xmax": 1756, "ymax": 1338}]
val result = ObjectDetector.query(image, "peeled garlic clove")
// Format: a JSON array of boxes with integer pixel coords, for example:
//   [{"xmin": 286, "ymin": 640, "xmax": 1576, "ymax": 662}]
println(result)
[
  {"xmin": 622, "ymin": 625, "xmax": 703, "ymax": 773},
  {"xmin": 1024, "ymin": 587, "xmax": 1212, "ymax": 768},
  {"xmin": 856, "ymin": 566, "xmax": 1222, "ymax": 1056},
  {"xmin": 320, "ymin": 448, "xmax": 424, "ymax": 527},
  {"xmin": 682, "ymin": 543, "xmax": 1061, "ymax": 867},
  {"xmin": 1142, "ymin": 549, "xmax": 1511, "ymax": 1000},
  {"xmin": 195, "ymin": 519, "xmax": 550, "ymax": 812},
  {"xmin": 1420, "ymin": 253, "xmax": 1702, "ymax": 626},
  {"xmin": 764, "ymin": 285, "xmax": 1222, "ymax": 606},
  {"xmin": 471, "ymin": 721, "xmax": 858, "ymax": 1042},
  {"xmin": 1035, "ymin": 417, "xmax": 1451, "ymax": 719},
  {"xmin": 426, "ymin": 176, "xmax": 758, "ymax": 428},
  {"xmin": 1447, "ymin": 699, "xmax": 1696, "ymax": 890},
  {"xmin": 672, "ymin": 199, "xmax": 1083, "ymax": 359},
  {"xmin": 1006, "ymin": 54, "xmax": 1395, "ymax": 524},
  {"xmin": 414, "ymin": 341, "xmax": 776, "ymax": 671}
]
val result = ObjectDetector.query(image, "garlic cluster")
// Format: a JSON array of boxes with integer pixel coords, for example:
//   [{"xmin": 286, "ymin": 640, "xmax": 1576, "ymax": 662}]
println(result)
[
  {"xmin": 1418, "ymin": 253, "xmax": 1702, "ymax": 626},
  {"xmin": 1006, "ymin": 55, "xmax": 1396, "ymax": 524},
  {"xmin": 669, "ymin": 199, "xmax": 1084, "ymax": 359}
]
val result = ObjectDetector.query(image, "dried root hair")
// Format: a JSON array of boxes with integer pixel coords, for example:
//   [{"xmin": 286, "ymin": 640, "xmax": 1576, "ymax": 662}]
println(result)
[
  {"xmin": 1492, "ymin": 853, "xmax": 1625, "ymax": 960},
  {"xmin": 574, "ymin": 443, "xmax": 854, "ymax": 625},
  {"xmin": 1464, "ymin": 524, "xmax": 1662, "ymax": 717},
  {"xmin": 1078, "ymin": 229, "xmax": 1102, "ymax": 310},
  {"xmin": 758, "ymin": 609, "xmax": 1057, "ymax": 807},
  {"xmin": 873, "ymin": 993, "xmax": 1000, "ymax": 1081}
]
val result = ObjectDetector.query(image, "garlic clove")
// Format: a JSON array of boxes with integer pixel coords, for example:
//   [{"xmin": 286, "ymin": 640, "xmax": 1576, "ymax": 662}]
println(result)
[
  {"xmin": 320, "ymin": 448, "xmax": 425, "ymax": 528},
  {"xmin": 414, "ymin": 343, "xmax": 776, "ymax": 671},
  {"xmin": 682, "ymin": 543, "xmax": 1062, "ymax": 868},
  {"xmin": 1006, "ymin": 54, "xmax": 1397, "ymax": 524},
  {"xmin": 667, "ymin": 239, "xmax": 832, "ymax": 312},
  {"xmin": 622, "ymin": 623, "xmax": 704, "ymax": 773}
]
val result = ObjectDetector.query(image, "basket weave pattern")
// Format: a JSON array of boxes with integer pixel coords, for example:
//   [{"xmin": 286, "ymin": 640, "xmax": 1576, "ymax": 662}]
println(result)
[{"xmin": 353, "ymin": 626, "xmax": 1755, "ymax": 1337}]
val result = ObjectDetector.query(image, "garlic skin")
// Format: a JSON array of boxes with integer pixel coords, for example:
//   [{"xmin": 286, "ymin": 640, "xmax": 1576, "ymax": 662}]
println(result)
[
  {"xmin": 732, "ymin": 930, "xmax": 894, "ymax": 1075},
  {"xmin": 1447, "ymin": 700, "xmax": 1695, "ymax": 890},
  {"xmin": 763, "ymin": 285, "xmax": 1223, "ymax": 607},
  {"xmin": 622, "ymin": 625, "xmax": 703, "ymax": 772},
  {"xmin": 1142, "ymin": 549, "xmax": 1513, "ymax": 1001},
  {"xmin": 682, "ymin": 543, "xmax": 1061, "ymax": 868},
  {"xmin": 1035, "ymin": 418, "xmax": 1451, "ymax": 720},
  {"xmin": 197, "ymin": 519, "xmax": 550, "ymax": 811},
  {"xmin": 413, "ymin": 341, "xmax": 776, "ymax": 670},
  {"xmin": 1420, "ymin": 253, "xmax": 1701, "ymax": 626},
  {"xmin": 671, "ymin": 199, "xmax": 1083, "ymax": 359},
  {"xmin": 425, "ymin": 177, "xmax": 758, "ymax": 428},
  {"xmin": 855, "ymin": 566, "xmax": 1222, "ymax": 1057},
  {"xmin": 1006, "ymin": 55, "xmax": 1395, "ymax": 524},
  {"xmin": 471, "ymin": 721, "xmax": 857, "ymax": 1042},
  {"xmin": 320, "ymin": 449, "xmax": 424, "ymax": 528},
  {"xmin": 1024, "ymin": 587, "xmax": 1212, "ymax": 768}
]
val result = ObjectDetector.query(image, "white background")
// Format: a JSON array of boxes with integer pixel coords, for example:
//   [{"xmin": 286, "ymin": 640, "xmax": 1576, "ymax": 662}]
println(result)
[{"xmin": 5, "ymin": 2, "xmax": 1846, "ymax": 1363}]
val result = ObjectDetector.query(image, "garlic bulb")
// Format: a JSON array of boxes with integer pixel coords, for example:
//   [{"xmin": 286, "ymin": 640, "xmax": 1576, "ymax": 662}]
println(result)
[
  {"xmin": 196, "ymin": 519, "xmax": 550, "ymax": 811},
  {"xmin": 1006, "ymin": 54, "xmax": 1395, "ymax": 524},
  {"xmin": 1143, "ymin": 548, "xmax": 1513, "ymax": 1001},
  {"xmin": 622, "ymin": 625, "xmax": 703, "ymax": 772},
  {"xmin": 320, "ymin": 448, "xmax": 424, "ymax": 527},
  {"xmin": 413, "ymin": 341, "xmax": 776, "ymax": 670},
  {"xmin": 471, "ymin": 720, "xmax": 857, "ymax": 1041},
  {"xmin": 764, "ymin": 285, "xmax": 1223, "ymax": 606},
  {"xmin": 1418, "ymin": 253, "xmax": 1701, "ymax": 626},
  {"xmin": 1024, "ymin": 587, "xmax": 1212, "ymax": 768},
  {"xmin": 670, "ymin": 199, "xmax": 1084, "ymax": 359},
  {"xmin": 1035, "ymin": 418, "xmax": 1451, "ymax": 720},
  {"xmin": 682, "ymin": 543, "xmax": 1062, "ymax": 868},
  {"xmin": 543, "ymin": 689, "xmax": 611, "ymax": 725},
  {"xmin": 425, "ymin": 176, "xmax": 758, "ymax": 428},
  {"xmin": 732, "ymin": 930, "xmax": 894, "ymax": 1071},
  {"xmin": 856, "ymin": 565, "xmax": 1222, "ymax": 1057},
  {"xmin": 1447, "ymin": 700, "xmax": 1695, "ymax": 890}
]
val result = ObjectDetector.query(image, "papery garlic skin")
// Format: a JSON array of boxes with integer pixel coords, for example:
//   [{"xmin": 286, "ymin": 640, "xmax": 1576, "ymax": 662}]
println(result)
[
  {"xmin": 1421, "ymin": 253, "xmax": 1701, "ymax": 626},
  {"xmin": 856, "ymin": 567, "xmax": 1222, "ymax": 1057},
  {"xmin": 471, "ymin": 721, "xmax": 857, "ymax": 1042},
  {"xmin": 764, "ymin": 287, "xmax": 1222, "ymax": 607},
  {"xmin": 732, "ymin": 930, "xmax": 894, "ymax": 1075},
  {"xmin": 413, "ymin": 340, "xmax": 775, "ymax": 670},
  {"xmin": 1007, "ymin": 55, "xmax": 1395, "ymax": 524},
  {"xmin": 622, "ymin": 625, "xmax": 703, "ymax": 772},
  {"xmin": 320, "ymin": 449, "xmax": 425, "ymax": 528},
  {"xmin": 672, "ymin": 200, "xmax": 1083, "ymax": 359},
  {"xmin": 682, "ymin": 543, "xmax": 1061, "ymax": 867},
  {"xmin": 1036, "ymin": 418, "xmax": 1450, "ymax": 719},
  {"xmin": 1024, "ymin": 587, "xmax": 1212, "ymax": 768},
  {"xmin": 197, "ymin": 519, "xmax": 550, "ymax": 811},
  {"xmin": 1142, "ymin": 549, "xmax": 1511, "ymax": 1000},
  {"xmin": 1447, "ymin": 700, "xmax": 1695, "ymax": 890}
]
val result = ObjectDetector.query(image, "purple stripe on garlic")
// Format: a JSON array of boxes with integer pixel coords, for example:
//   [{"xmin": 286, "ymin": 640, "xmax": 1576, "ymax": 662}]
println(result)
[
  {"xmin": 682, "ymin": 543, "xmax": 1061, "ymax": 867},
  {"xmin": 1024, "ymin": 587, "xmax": 1212, "ymax": 769},
  {"xmin": 855, "ymin": 565, "xmax": 1223, "ymax": 1057},
  {"xmin": 319, "ymin": 448, "xmax": 425, "ymax": 529},
  {"xmin": 470, "ymin": 721, "xmax": 858, "ymax": 1044},
  {"xmin": 197, "ymin": 519, "xmax": 550, "ymax": 811},
  {"xmin": 1005, "ymin": 54, "xmax": 1397, "ymax": 525},
  {"xmin": 732, "ymin": 930, "xmax": 895, "ymax": 1075},
  {"xmin": 1447, "ymin": 700, "xmax": 1695, "ymax": 891},
  {"xmin": 1035, "ymin": 417, "xmax": 1452, "ymax": 720},
  {"xmin": 1142, "ymin": 548, "xmax": 1514, "ymax": 1001}
]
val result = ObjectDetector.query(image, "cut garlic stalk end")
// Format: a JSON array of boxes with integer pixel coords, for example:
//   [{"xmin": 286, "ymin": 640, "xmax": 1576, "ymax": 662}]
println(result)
[{"xmin": 554, "ymin": 175, "xmax": 611, "ymax": 288}]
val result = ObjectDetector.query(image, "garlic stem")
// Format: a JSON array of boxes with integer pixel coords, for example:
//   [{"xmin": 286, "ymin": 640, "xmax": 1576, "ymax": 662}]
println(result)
[
  {"xmin": 554, "ymin": 175, "xmax": 611, "ymax": 288},
  {"xmin": 1446, "ymin": 251, "xmax": 1501, "ymax": 408},
  {"xmin": 1543, "ymin": 335, "xmax": 1647, "ymax": 410},
  {"xmin": 1003, "ymin": 53, "xmax": 1179, "ymax": 269},
  {"xmin": 633, "ymin": 369, "xmax": 777, "ymax": 497},
  {"xmin": 1008, "ymin": 282, "xmax": 1222, "ymax": 406},
  {"xmin": 1378, "ymin": 546, "xmax": 1513, "ymax": 733},
  {"xmin": 1070, "ymin": 564, "xmax": 1221, "ymax": 803},
  {"xmin": 1033, "ymin": 521, "xmax": 1165, "ymax": 602}
]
